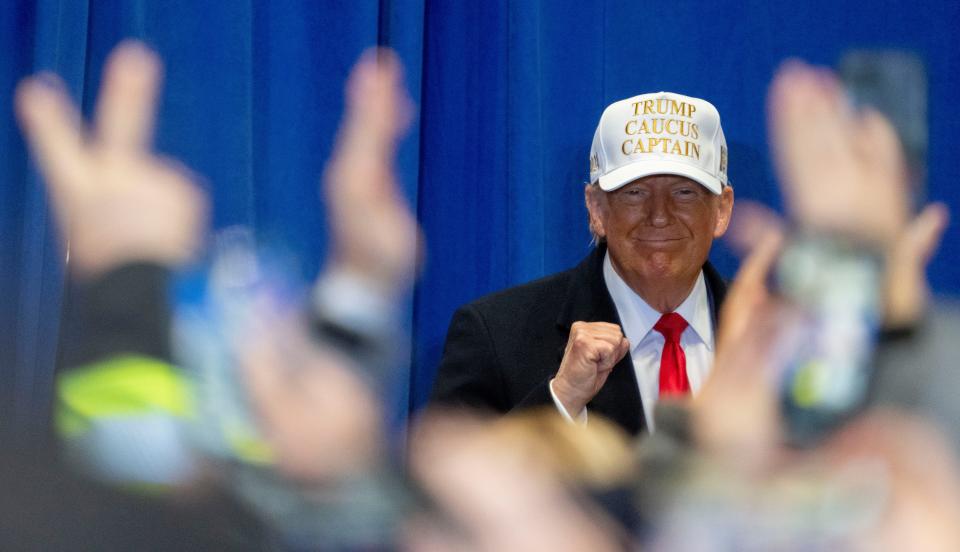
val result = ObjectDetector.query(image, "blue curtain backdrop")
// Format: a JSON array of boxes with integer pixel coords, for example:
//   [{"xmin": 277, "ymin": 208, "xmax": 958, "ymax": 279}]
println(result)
[{"xmin": 3, "ymin": 0, "xmax": 959, "ymax": 434}]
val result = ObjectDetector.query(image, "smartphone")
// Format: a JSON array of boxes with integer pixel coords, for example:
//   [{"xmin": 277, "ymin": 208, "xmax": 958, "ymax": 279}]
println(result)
[{"xmin": 776, "ymin": 237, "xmax": 883, "ymax": 446}]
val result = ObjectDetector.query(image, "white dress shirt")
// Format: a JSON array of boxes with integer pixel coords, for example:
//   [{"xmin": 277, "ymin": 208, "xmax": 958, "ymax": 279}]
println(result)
[{"xmin": 550, "ymin": 251, "xmax": 715, "ymax": 432}]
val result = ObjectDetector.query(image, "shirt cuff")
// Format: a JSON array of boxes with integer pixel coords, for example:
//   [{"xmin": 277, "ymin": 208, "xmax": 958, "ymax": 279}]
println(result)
[{"xmin": 549, "ymin": 378, "xmax": 588, "ymax": 425}]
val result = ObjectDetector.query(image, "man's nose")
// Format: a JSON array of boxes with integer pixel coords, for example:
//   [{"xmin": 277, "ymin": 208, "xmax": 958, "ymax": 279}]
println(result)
[{"xmin": 648, "ymin": 192, "xmax": 673, "ymax": 227}]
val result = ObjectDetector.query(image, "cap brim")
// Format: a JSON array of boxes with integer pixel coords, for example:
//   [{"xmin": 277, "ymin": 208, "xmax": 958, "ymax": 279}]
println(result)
[{"xmin": 597, "ymin": 159, "xmax": 723, "ymax": 195}]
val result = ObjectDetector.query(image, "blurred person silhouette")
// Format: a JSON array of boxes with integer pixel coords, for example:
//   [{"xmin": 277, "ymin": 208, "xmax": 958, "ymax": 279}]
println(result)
[
  {"xmin": 200, "ymin": 46, "xmax": 420, "ymax": 547},
  {"xmin": 8, "ymin": 39, "xmax": 264, "ymax": 551},
  {"xmin": 9, "ymin": 39, "xmax": 420, "ymax": 549}
]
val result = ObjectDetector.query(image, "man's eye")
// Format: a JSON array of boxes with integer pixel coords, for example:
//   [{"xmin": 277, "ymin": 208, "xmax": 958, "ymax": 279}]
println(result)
[{"xmin": 616, "ymin": 187, "xmax": 649, "ymax": 203}]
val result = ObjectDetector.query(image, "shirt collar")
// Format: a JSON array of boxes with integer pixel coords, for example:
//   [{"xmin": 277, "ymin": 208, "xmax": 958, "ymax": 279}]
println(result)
[{"xmin": 602, "ymin": 251, "xmax": 714, "ymax": 351}]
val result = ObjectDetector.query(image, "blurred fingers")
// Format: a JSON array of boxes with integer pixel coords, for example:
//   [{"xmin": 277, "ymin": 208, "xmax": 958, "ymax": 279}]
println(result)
[
  {"xmin": 725, "ymin": 200, "xmax": 785, "ymax": 256},
  {"xmin": 325, "ymin": 62, "xmax": 410, "ymax": 247},
  {"xmin": 14, "ymin": 74, "xmax": 88, "ymax": 196},
  {"xmin": 94, "ymin": 40, "xmax": 162, "ymax": 154},
  {"xmin": 768, "ymin": 61, "xmax": 855, "ymax": 218},
  {"xmin": 769, "ymin": 62, "xmax": 836, "ymax": 166},
  {"xmin": 901, "ymin": 202, "xmax": 949, "ymax": 265},
  {"xmin": 732, "ymin": 226, "xmax": 784, "ymax": 292},
  {"xmin": 344, "ymin": 48, "xmax": 412, "ymax": 151},
  {"xmin": 718, "ymin": 225, "xmax": 784, "ymax": 353}
]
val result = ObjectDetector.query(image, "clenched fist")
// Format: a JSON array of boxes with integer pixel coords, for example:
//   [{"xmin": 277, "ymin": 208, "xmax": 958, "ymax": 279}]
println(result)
[{"xmin": 551, "ymin": 321, "xmax": 630, "ymax": 417}]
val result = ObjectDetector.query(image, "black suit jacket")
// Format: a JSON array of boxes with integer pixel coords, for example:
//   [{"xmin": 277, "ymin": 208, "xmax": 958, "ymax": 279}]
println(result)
[{"xmin": 430, "ymin": 244, "xmax": 728, "ymax": 435}]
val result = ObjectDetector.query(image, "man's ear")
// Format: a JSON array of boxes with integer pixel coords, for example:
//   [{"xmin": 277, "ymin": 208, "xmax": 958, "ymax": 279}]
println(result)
[
  {"xmin": 713, "ymin": 185, "xmax": 735, "ymax": 238},
  {"xmin": 584, "ymin": 184, "xmax": 607, "ymax": 240}
]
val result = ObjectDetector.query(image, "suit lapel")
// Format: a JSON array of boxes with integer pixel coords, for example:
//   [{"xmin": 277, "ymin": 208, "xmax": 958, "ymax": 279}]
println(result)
[{"xmin": 702, "ymin": 260, "xmax": 728, "ymax": 328}]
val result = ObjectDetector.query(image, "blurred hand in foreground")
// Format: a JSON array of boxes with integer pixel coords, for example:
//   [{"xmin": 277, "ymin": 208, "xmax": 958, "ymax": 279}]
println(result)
[
  {"xmin": 767, "ymin": 60, "xmax": 909, "ymax": 247},
  {"xmin": 693, "ymin": 215, "xmax": 960, "ymax": 548},
  {"xmin": 406, "ymin": 412, "xmax": 624, "ymax": 552},
  {"xmin": 238, "ymin": 50, "xmax": 420, "ymax": 482},
  {"xmin": 239, "ymin": 308, "xmax": 382, "ymax": 482},
  {"xmin": 323, "ymin": 49, "xmax": 420, "ymax": 296},
  {"xmin": 825, "ymin": 412, "xmax": 960, "ymax": 551},
  {"xmin": 16, "ymin": 41, "xmax": 207, "ymax": 278},
  {"xmin": 693, "ymin": 223, "xmax": 789, "ymax": 467},
  {"xmin": 883, "ymin": 202, "xmax": 949, "ymax": 328},
  {"xmin": 768, "ymin": 59, "xmax": 947, "ymax": 328},
  {"xmin": 695, "ymin": 59, "xmax": 950, "ymax": 463}
]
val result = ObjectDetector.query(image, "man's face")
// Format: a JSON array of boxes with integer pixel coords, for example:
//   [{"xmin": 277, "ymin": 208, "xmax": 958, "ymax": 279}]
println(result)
[{"xmin": 586, "ymin": 174, "xmax": 734, "ymax": 294}]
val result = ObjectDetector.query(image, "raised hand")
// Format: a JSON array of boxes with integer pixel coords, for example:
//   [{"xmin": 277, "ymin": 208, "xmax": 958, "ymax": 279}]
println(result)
[
  {"xmin": 237, "ymin": 50, "xmax": 418, "ymax": 481},
  {"xmin": 407, "ymin": 412, "xmax": 624, "ymax": 552},
  {"xmin": 694, "ymin": 225, "xmax": 787, "ymax": 464},
  {"xmin": 239, "ymin": 311, "xmax": 382, "ymax": 481},
  {"xmin": 768, "ymin": 60, "xmax": 949, "ymax": 327},
  {"xmin": 551, "ymin": 321, "xmax": 630, "ymax": 416},
  {"xmin": 322, "ymin": 49, "xmax": 419, "ymax": 296},
  {"xmin": 15, "ymin": 41, "xmax": 207, "ymax": 278},
  {"xmin": 768, "ymin": 60, "xmax": 909, "ymax": 247}
]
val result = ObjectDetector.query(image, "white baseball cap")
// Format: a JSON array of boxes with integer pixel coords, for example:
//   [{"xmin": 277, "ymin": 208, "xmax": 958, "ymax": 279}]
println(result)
[{"xmin": 589, "ymin": 92, "xmax": 728, "ymax": 194}]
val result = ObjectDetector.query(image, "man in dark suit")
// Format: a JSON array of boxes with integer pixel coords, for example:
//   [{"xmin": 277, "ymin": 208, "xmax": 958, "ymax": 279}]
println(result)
[{"xmin": 431, "ymin": 92, "xmax": 734, "ymax": 435}]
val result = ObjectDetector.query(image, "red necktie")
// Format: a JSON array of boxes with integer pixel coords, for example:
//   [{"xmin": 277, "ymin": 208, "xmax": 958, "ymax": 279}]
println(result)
[{"xmin": 654, "ymin": 313, "xmax": 690, "ymax": 397}]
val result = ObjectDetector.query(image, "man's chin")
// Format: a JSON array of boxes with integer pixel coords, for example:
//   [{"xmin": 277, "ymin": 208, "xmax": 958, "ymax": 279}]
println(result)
[{"xmin": 624, "ymin": 254, "xmax": 684, "ymax": 280}]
